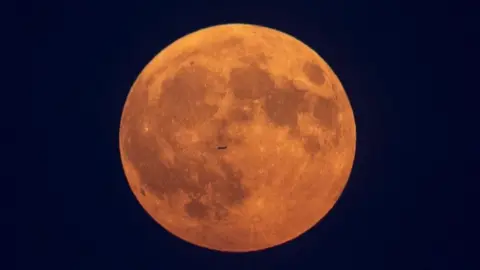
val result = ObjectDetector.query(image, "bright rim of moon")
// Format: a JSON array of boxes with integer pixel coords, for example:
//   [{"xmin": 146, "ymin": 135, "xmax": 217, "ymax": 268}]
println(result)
[{"xmin": 119, "ymin": 23, "xmax": 356, "ymax": 252}]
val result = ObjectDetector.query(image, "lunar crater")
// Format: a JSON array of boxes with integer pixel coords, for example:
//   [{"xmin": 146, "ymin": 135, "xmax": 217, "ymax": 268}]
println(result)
[{"xmin": 303, "ymin": 61, "xmax": 326, "ymax": 86}]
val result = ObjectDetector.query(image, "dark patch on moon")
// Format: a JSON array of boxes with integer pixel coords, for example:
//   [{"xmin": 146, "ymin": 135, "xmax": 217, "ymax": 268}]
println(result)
[
  {"xmin": 181, "ymin": 159, "xmax": 248, "ymax": 221},
  {"xmin": 212, "ymin": 203, "xmax": 229, "ymax": 221},
  {"xmin": 312, "ymin": 96, "xmax": 339, "ymax": 129},
  {"xmin": 228, "ymin": 65, "xmax": 312, "ymax": 133},
  {"xmin": 239, "ymin": 52, "xmax": 270, "ymax": 65},
  {"xmin": 142, "ymin": 65, "xmax": 168, "ymax": 89},
  {"xmin": 140, "ymin": 188, "xmax": 146, "ymax": 196},
  {"xmin": 122, "ymin": 63, "xmax": 251, "ymax": 223},
  {"xmin": 184, "ymin": 199, "xmax": 210, "ymax": 220},
  {"xmin": 214, "ymin": 118, "xmax": 229, "ymax": 146},
  {"xmin": 227, "ymin": 65, "xmax": 330, "ymax": 156},
  {"xmin": 120, "ymin": 83, "xmax": 155, "ymax": 165},
  {"xmin": 206, "ymin": 118, "xmax": 244, "ymax": 150},
  {"xmin": 303, "ymin": 135, "xmax": 321, "ymax": 156},
  {"xmin": 220, "ymin": 37, "xmax": 244, "ymax": 49},
  {"xmin": 125, "ymin": 123, "xmax": 250, "ymax": 222},
  {"xmin": 143, "ymin": 50, "xmax": 201, "ymax": 88},
  {"xmin": 330, "ymin": 125, "xmax": 343, "ymax": 148},
  {"xmin": 264, "ymin": 81, "xmax": 308, "ymax": 131},
  {"xmin": 228, "ymin": 65, "xmax": 274, "ymax": 100},
  {"xmin": 303, "ymin": 61, "xmax": 326, "ymax": 86},
  {"xmin": 213, "ymin": 161, "xmax": 248, "ymax": 206},
  {"xmin": 158, "ymin": 64, "xmax": 220, "ymax": 128},
  {"xmin": 229, "ymin": 107, "xmax": 254, "ymax": 123},
  {"xmin": 173, "ymin": 50, "xmax": 200, "ymax": 67}
]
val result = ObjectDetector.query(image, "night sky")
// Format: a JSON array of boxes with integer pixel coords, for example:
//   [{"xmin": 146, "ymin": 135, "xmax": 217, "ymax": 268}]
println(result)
[{"xmin": 26, "ymin": 1, "xmax": 474, "ymax": 269}]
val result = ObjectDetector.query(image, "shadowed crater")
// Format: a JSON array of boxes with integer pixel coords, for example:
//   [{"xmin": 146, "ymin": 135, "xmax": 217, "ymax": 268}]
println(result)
[{"xmin": 303, "ymin": 61, "xmax": 326, "ymax": 86}]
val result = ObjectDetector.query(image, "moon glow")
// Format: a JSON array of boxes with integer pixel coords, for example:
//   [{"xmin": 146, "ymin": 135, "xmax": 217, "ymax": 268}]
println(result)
[{"xmin": 119, "ymin": 24, "xmax": 356, "ymax": 252}]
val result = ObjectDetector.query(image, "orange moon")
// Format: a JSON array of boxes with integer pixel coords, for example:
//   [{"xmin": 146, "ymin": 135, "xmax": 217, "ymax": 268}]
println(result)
[{"xmin": 119, "ymin": 23, "xmax": 356, "ymax": 252}]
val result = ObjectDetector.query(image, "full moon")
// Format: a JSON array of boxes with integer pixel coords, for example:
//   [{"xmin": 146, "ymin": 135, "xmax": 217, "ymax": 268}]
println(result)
[{"xmin": 119, "ymin": 23, "xmax": 356, "ymax": 252}]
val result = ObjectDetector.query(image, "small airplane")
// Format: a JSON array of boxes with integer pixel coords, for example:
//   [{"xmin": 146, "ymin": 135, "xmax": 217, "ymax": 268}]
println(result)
[{"xmin": 216, "ymin": 145, "xmax": 228, "ymax": 150}]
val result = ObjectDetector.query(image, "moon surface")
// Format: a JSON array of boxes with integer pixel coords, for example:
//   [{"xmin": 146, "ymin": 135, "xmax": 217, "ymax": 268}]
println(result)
[{"xmin": 119, "ymin": 24, "xmax": 356, "ymax": 252}]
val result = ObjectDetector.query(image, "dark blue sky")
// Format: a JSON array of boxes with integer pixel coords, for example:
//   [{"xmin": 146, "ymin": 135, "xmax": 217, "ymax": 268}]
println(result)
[{"xmin": 27, "ymin": 1, "xmax": 474, "ymax": 269}]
